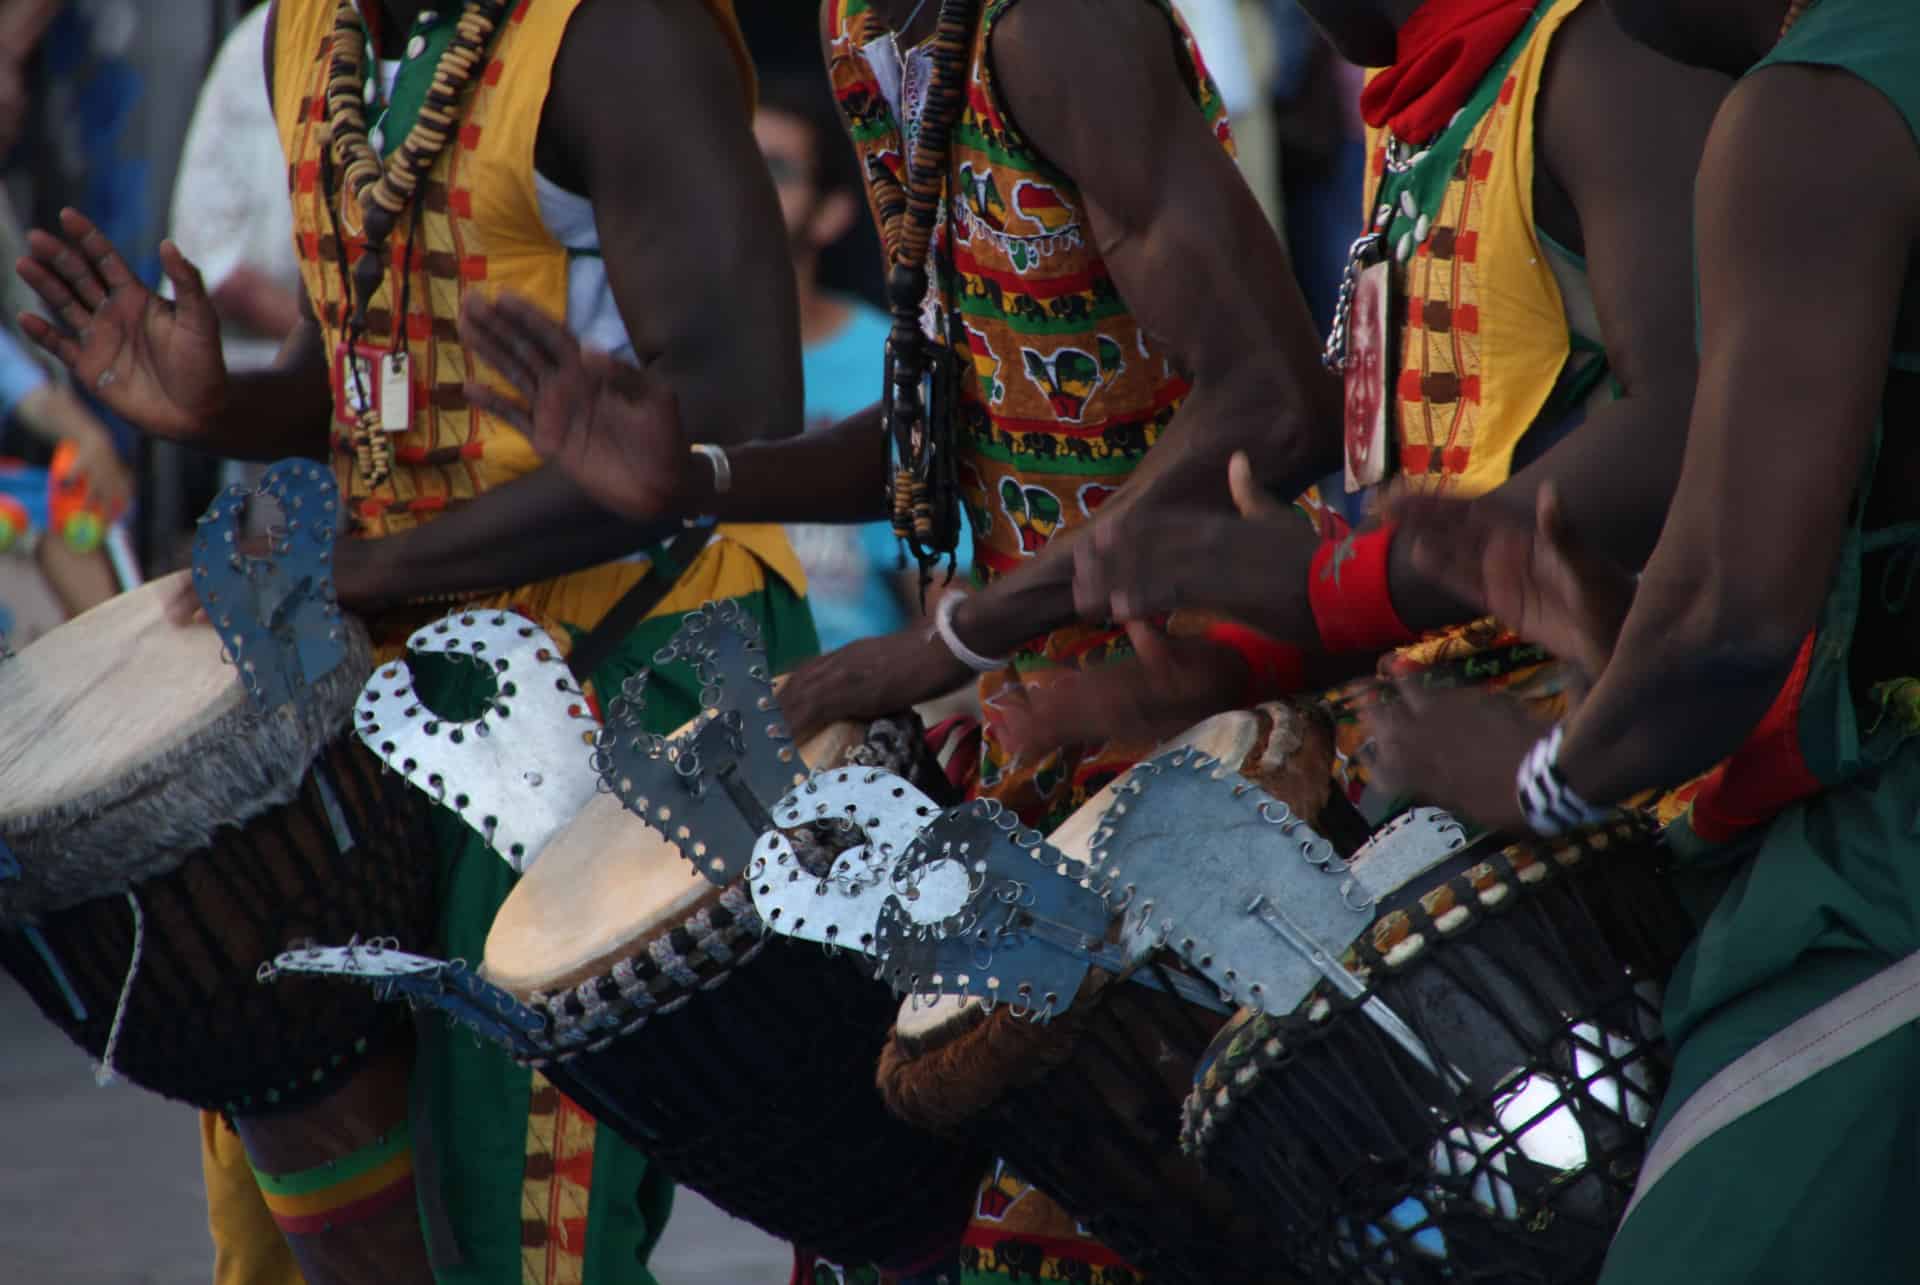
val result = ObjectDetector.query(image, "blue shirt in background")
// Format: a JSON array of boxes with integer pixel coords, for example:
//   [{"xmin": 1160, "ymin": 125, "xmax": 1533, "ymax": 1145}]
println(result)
[
  {"xmin": 0, "ymin": 331, "xmax": 49, "ymax": 423},
  {"xmin": 790, "ymin": 297, "xmax": 972, "ymax": 653}
]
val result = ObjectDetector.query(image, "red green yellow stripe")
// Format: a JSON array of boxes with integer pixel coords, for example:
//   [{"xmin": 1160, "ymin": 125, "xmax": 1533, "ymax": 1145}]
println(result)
[{"xmin": 250, "ymin": 1126, "xmax": 416, "ymax": 1233}]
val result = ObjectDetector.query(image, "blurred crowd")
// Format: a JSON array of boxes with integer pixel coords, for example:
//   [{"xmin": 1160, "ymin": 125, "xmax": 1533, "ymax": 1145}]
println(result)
[{"xmin": 0, "ymin": 0, "xmax": 1363, "ymax": 648}]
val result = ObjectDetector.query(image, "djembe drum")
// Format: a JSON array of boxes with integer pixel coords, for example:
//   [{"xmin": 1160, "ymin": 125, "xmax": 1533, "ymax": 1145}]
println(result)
[
  {"xmin": 488, "ymin": 712, "xmax": 986, "ymax": 1267},
  {"xmin": 289, "ymin": 703, "xmax": 991, "ymax": 1271},
  {"xmin": 1182, "ymin": 808, "xmax": 1693, "ymax": 1283},
  {"xmin": 875, "ymin": 703, "xmax": 1334, "ymax": 1285},
  {"xmin": 0, "ymin": 565, "xmax": 443, "ymax": 1285},
  {"xmin": 0, "ymin": 573, "xmax": 437, "ymax": 1114}
]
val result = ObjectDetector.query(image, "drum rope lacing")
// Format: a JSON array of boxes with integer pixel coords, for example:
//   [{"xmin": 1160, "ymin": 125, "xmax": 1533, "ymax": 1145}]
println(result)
[{"xmin": 92, "ymin": 891, "xmax": 144, "ymax": 1087}]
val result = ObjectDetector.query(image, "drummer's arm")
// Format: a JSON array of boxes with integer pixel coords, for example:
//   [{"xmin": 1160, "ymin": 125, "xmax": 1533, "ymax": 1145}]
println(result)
[
  {"xmin": 1385, "ymin": 4, "xmax": 1724, "ymax": 629},
  {"xmin": 332, "ymin": 0, "xmax": 821, "ymax": 609},
  {"xmin": 1553, "ymin": 70, "xmax": 1915, "ymax": 802},
  {"xmin": 947, "ymin": 0, "xmax": 1339, "ymax": 658}
]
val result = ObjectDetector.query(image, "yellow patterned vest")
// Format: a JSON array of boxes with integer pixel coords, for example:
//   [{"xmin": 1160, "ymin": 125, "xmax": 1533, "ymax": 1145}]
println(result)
[
  {"xmin": 1361, "ymin": 0, "xmax": 1585, "ymax": 498},
  {"xmin": 270, "ymin": 0, "xmax": 795, "ymax": 648}
]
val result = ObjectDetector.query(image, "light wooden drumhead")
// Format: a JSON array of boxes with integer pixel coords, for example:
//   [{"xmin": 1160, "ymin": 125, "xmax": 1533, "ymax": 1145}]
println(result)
[
  {"xmin": 893, "ymin": 991, "xmax": 985, "ymax": 1057},
  {"xmin": 0, "ymin": 573, "xmax": 241, "ymax": 823},
  {"xmin": 483, "ymin": 716, "xmax": 871, "ymax": 998}
]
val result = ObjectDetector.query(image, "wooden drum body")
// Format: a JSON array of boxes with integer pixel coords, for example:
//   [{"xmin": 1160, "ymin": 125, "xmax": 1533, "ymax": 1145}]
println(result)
[
  {"xmin": 479, "ymin": 716, "xmax": 987, "ymax": 1270},
  {"xmin": 0, "ymin": 574, "xmax": 438, "ymax": 1116},
  {"xmin": 876, "ymin": 703, "xmax": 1335, "ymax": 1285},
  {"xmin": 1182, "ymin": 814, "xmax": 1694, "ymax": 1285}
]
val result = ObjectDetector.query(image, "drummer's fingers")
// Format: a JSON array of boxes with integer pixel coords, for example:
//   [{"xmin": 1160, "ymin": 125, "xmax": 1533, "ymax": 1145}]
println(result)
[
  {"xmin": 1228, "ymin": 450, "xmax": 1286, "ymax": 520},
  {"xmin": 465, "ymin": 382, "xmax": 534, "ymax": 437},
  {"xmin": 459, "ymin": 294, "xmax": 542, "ymax": 391},
  {"xmin": 1125, "ymin": 619, "xmax": 1178, "ymax": 683},
  {"xmin": 17, "ymin": 251, "xmax": 96, "ymax": 335},
  {"xmin": 68, "ymin": 211, "xmax": 141, "ymax": 293},
  {"xmin": 17, "ymin": 310, "xmax": 82, "ymax": 369},
  {"xmin": 27, "ymin": 223, "xmax": 109, "ymax": 311},
  {"xmin": 163, "ymin": 579, "xmax": 206, "ymax": 627},
  {"xmin": 1071, "ymin": 538, "xmax": 1112, "ymax": 622},
  {"xmin": 492, "ymin": 293, "xmax": 579, "ymax": 369}
]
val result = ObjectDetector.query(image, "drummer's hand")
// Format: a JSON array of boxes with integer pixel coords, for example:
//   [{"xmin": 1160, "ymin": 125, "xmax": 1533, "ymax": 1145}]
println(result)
[
  {"xmin": 778, "ymin": 628, "xmax": 972, "ymax": 742},
  {"xmin": 17, "ymin": 210, "xmax": 228, "ymax": 440},
  {"xmin": 998, "ymin": 620, "xmax": 1247, "ymax": 755},
  {"xmin": 1073, "ymin": 453, "xmax": 1318, "ymax": 642},
  {"xmin": 1363, "ymin": 679, "xmax": 1545, "ymax": 832},
  {"xmin": 1384, "ymin": 482, "xmax": 1633, "ymax": 684},
  {"xmin": 461, "ymin": 292, "xmax": 691, "ymax": 521}
]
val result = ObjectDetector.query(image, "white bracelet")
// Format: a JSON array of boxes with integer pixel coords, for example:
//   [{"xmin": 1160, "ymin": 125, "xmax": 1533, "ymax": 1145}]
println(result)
[
  {"xmin": 690, "ymin": 443, "xmax": 732, "ymax": 495},
  {"xmin": 1515, "ymin": 723, "xmax": 1612, "ymax": 837},
  {"xmin": 932, "ymin": 591, "xmax": 1009, "ymax": 673}
]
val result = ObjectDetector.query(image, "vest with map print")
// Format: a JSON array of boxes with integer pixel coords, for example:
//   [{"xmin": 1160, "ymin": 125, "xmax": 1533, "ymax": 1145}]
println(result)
[{"xmin": 828, "ymin": 0, "xmax": 1232, "ymax": 829}]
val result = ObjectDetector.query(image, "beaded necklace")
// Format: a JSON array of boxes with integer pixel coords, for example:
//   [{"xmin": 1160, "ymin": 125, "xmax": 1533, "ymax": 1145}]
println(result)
[
  {"xmin": 320, "ymin": 0, "xmax": 513, "ymax": 487},
  {"xmin": 1779, "ymin": 0, "xmax": 1820, "ymax": 38},
  {"xmin": 863, "ymin": 0, "xmax": 980, "ymax": 585}
]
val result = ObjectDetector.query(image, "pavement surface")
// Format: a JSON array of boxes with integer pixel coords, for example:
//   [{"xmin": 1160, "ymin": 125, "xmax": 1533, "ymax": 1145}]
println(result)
[{"xmin": 0, "ymin": 974, "xmax": 791, "ymax": 1284}]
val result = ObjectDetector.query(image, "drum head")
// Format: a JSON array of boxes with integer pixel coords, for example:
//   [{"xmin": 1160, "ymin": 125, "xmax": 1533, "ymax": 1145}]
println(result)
[
  {"xmin": 0, "ymin": 574, "xmax": 243, "ymax": 825},
  {"xmin": 0, "ymin": 574, "xmax": 372, "ymax": 918},
  {"xmin": 483, "ymin": 718, "xmax": 872, "ymax": 998}
]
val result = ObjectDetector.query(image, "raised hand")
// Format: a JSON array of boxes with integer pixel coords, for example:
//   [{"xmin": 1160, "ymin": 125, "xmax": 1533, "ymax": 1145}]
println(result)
[
  {"xmin": 997, "ymin": 619, "xmax": 1249, "ymax": 756},
  {"xmin": 461, "ymin": 292, "xmax": 690, "ymax": 521},
  {"xmin": 1071, "ymin": 452, "xmax": 1319, "ymax": 641},
  {"xmin": 17, "ymin": 209, "xmax": 227, "ymax": 439},
  {"xmin": 1385, "ymin": 482, "xmax": 1634, "ymax": 683}
]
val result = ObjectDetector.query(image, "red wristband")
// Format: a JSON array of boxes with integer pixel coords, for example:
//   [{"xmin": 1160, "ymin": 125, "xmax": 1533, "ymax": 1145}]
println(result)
[
  {"xmin": 1203, "ymin": 622, "xmax": 1308, "ymax": 704},
  {"xmin": 1308, "ymin": 522, "xmax": 1417, "ymax": 655}
]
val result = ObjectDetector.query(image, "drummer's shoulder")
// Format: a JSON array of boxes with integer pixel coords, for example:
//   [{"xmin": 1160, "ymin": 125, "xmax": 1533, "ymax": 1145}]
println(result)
[{"xmin": 1535, "ymin": 1, "xmax": 1731, "ymax": 206}]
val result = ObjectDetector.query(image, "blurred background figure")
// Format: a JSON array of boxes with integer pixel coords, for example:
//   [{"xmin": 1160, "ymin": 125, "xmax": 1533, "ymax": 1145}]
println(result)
[
  {"xmin": 0, "ymin": 2, "xmax": 133, "ymax": 636},
  {"xmin": 1265, "ymin": 0, "xmax": 1368, "ymax": 339},
  {"xmin": 162, "ymin": 0, "xmax": 299, "ymax": 548},
  {"xmin": 754, "ymin": 67, "xmax": 910, "ymax": 655}
]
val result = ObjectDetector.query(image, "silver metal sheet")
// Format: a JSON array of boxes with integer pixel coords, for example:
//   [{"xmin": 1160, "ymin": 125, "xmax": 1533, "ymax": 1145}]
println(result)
[
  {"xmin": 747, "ymin": 768, "xmax": 963, "ymax": 951},
  {"xmin": 190, "ymin": 459, "xmax": 349, "ymax": 713},
  {"xmin": 264, "ymin": 941, "xmax": 547, "ymax": 1058},
  {"xmin": 355, "ymin": 611, "xmax": 599, "ymax": 872},
  {"xmin": 595, "ymin": 601, "xmax": 804, "ymax": 883},
  {"xmin": 873, "ymin": 800, "xmax": 1107, "ymax": 1021},
  {"xmin": 1090, "ymin": 745, "xmax": 1370, "ymax": 1017}
]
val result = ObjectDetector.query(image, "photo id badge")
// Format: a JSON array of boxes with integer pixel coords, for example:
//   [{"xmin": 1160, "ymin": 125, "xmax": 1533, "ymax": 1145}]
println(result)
[
  {"xmin": 337, "ymin": 345, "xmax": 377, "ymax": 418},
  {"xmin": 1343, "ymin": 258, "xmax": 1393, "ymax": 493},
  {"xmin": 379, "ymin": 352, "xmax": 412, "ymax": 435},
  {"xmin": 334, "ymin": 344, "xmax": 412, "ymax": 433}
]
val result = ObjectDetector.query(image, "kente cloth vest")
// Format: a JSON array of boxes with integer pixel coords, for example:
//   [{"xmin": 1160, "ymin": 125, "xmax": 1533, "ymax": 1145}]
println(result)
[
  {"xmin": 828, "ymin": 0, "xmax": 1232, "ymax": 831},
  {"xmin": 1360, "ymin": 0, "xmax": 1587, "ymax": 499},
  {"xmin": 271, "ymin": 0, "xmax": 790, "ymax": 647}
]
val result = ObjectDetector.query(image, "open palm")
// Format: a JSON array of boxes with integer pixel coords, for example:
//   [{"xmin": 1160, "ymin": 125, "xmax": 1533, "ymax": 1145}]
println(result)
[
  {"xmin": 461, "ymin": 292, "xmax": 688, "ymax": 520},
  {"xmin": 17, "ymin": 209, "xmax": 227, "ymax": 439}
]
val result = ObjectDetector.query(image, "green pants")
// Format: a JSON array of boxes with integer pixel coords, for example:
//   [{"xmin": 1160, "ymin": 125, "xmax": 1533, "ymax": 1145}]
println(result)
[
  {"xmin": 411, "ymin": 581, "xmax": 818, "ymax": 1284},
  {"xmin": 1602, "ymin": 747, "xmax": 1920, "ymax": 1283}
]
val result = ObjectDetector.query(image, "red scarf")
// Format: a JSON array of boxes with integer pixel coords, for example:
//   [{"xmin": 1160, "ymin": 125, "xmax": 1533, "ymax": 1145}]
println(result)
[{"xmin": 1358, "ymin": 0, "xmax": 1536, "ymax": 144}]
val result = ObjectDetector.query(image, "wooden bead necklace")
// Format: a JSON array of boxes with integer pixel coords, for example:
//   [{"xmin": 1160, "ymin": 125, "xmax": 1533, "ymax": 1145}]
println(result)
[
  {"xmin": 861, "ymin": 0, "xmax": 981, "ymax": 584},
  {"xmin": 322, "ymin": 0, "xmax": 513, "ymax": 487}
]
